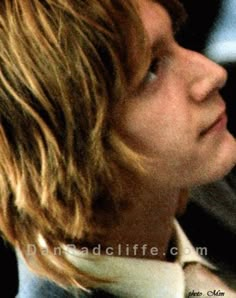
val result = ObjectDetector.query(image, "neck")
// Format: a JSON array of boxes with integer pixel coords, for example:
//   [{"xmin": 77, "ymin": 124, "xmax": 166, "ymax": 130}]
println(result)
[{"xmin": 102, "ymin": 181, "xmax": 188, "ymax": 260}]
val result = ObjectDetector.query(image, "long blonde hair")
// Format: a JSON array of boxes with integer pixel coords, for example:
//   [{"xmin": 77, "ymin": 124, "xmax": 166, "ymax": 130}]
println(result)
[{"xmin": 0, "ymin": 0, "xmax": 150, "ymax": 290}]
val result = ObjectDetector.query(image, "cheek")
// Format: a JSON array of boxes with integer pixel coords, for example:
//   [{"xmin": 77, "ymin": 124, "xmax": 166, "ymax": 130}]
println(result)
[
  {"xmin": 145, "ymin": 147, "xmax": 203, "ymax": 187},
  {"xmin": 140, "ymin": 128, "xmax": 207, "ymax": 186},
  {"xmin": 119, "ymin": 106, "xmax": 192, "ymax": 160}
]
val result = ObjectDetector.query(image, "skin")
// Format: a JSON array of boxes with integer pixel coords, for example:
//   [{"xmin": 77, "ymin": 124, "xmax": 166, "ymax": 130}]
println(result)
[{"xmin": 108, "ymin": 0, "xmax": 236, "ymax": 259}]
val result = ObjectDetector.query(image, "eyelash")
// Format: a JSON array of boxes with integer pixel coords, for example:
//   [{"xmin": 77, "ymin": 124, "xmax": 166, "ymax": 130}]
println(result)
[{"xmin": 144, "ymin": 58, "xmax": 160, "ymax": 84}]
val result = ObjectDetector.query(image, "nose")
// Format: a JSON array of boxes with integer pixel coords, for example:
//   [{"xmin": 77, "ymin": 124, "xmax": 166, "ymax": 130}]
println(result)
[{"xmin": 179, "ymin": 48, "xmax": 228, "ymax": 102}]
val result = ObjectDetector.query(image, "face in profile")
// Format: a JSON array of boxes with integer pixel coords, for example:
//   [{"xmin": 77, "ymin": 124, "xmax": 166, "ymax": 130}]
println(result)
[{"xmin": 114, "ymin": 0, "xmax": 236, "ymax": 189}]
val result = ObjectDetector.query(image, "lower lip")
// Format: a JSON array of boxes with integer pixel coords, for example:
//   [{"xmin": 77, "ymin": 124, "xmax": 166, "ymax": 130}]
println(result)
[{"xmin": 203, "ymin": 113, "xmax": 228, "ymax": 136}]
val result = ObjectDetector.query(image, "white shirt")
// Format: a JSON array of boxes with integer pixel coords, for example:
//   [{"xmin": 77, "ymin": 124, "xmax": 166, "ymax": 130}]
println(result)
[{"xmin": 64, "ymin": 220, "xmax": 215, "ymax": 298}]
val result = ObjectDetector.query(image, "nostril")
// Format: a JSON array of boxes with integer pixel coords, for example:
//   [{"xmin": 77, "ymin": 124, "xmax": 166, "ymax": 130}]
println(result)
[
  {"xmin": 190, "ymin": 81, "xmax": 213, "ymax": 102},
  {"xmin": 190, "ymin": 64, "xmax": 228, "ymax": 103}
]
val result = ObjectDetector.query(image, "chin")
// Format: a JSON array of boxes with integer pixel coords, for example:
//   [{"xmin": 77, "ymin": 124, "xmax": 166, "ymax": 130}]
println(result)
[
  {"xmin": 181, "ymin": 159, "xmax": 236, "ymax": 188},
  {"xmin": 211, "ymin": 163, "xmax": 235, "ymax": 182},
  {"xmin": 201, "ymin": 132, "xmax": 236, "ymax": 184},
  {"xmin": 198, "ymin": 160, "xmax": 236, "ymax": 186}
]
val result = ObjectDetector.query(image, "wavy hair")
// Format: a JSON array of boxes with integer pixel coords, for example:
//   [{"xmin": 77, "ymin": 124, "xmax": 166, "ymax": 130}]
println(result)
[{"xmin": 0, "ymin": 0, "xmax": 150, "ymax": 290}]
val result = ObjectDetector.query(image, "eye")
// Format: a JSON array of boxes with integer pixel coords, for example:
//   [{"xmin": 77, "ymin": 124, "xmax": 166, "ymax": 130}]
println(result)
[{"xmin": 144, "ymin": 58, "xmax": 160, "ymax": 84}]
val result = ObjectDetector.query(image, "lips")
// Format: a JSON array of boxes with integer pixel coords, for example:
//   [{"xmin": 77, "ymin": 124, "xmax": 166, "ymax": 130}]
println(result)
[{"xmin": 200, "ymin": 111, "xmax": 227, "ymax": 137}]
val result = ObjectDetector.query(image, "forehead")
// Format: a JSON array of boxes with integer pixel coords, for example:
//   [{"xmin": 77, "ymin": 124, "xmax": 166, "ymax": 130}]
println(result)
[
  {"xmin": 134, "ymin": 0, "xmax": 186, "ymax": 52},
  {"xmin": 136, "ymin": 0, "xmax": 172, "ymax": 45},
  {"xmin": 155, "ymin": 0, "xmax": 187, "ymax": 31},
  {"xmin": 135, "ymin": 0, "xmax": 186, "ymax": 37}
]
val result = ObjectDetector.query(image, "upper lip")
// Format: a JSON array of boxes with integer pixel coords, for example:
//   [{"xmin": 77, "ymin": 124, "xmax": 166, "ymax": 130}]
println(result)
[{"xmin": 200, "ymin": 110, "xmax": 226, "ymax": 136}]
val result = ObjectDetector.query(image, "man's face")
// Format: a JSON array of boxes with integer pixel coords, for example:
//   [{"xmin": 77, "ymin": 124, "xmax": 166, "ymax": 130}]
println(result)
[{"xmin": 114, "ymin": 0, "xmax": 236, "ymax": 188}]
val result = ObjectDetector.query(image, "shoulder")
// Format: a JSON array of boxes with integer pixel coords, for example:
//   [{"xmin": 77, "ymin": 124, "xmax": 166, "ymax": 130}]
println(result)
[{"xmin": 17, "ymin": 254, "xmax": 117, "ymax": 298}]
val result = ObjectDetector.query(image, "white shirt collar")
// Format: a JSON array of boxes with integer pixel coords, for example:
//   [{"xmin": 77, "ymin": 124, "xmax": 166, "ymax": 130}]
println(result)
[{"xmin": 64, "ymin": 219, "xmax": 215, "ymax": 297}]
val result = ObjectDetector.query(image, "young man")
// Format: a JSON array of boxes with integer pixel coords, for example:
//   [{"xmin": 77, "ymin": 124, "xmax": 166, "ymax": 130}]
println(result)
[{"xmin": 0, "ymin": 0, "xmax": 235, "ymax": 297}]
